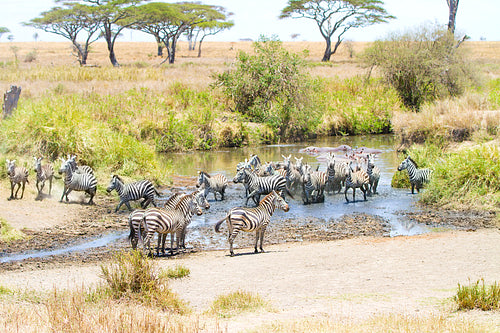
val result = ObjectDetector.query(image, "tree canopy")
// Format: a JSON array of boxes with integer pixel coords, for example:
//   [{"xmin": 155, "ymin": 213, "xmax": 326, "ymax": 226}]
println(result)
[{"xmin": 280, "ymin": 0, "xmax": 394, "ymax": 61}]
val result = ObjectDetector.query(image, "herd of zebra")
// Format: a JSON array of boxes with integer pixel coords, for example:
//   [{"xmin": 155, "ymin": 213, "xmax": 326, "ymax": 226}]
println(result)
[{"xmin": 4, "ymin": 151, "xmax": 432, "ymax": 257}]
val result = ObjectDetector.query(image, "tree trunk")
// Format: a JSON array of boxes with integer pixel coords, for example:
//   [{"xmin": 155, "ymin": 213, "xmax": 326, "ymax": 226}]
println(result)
[
  {"xmin": 108, "ymin": 44, "xmax": 119, "ymax": 67},
  {"xmin": 155, "ymin": 35, "xmax": 163, "ymax": 56},
  {"xmin": 447, "ymin": 0, "xmax": 459, "ymax": 34},
  {"xmin": 322, "ymin": 38, "xmax": 332, "ymax": 62},
  {"xmin": 103, "ymin": 25, "xmax": 119, "ymax": 67},
  {"xmin": 197, "ymin": 37, "xmax": 205, "ymax": 58},
  {"xmin": 3, "ymin": 85, "xmax": 21, "ymax": 119}
]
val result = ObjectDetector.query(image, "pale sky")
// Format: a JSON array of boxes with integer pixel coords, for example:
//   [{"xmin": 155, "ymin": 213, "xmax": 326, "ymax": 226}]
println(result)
[{"xmin": 0, "ymin": 0, "xmax": 498, "ymax": 43}]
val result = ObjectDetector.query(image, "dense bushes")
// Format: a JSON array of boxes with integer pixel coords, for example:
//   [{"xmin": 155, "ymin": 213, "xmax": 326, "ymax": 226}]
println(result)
[
  {"xmin": 362, "ymin": 25, "xmax": 479, "ymax": 111},
  {"xmin": 214, "ymin": 37, "xmax": 321, "ymax": 140}
]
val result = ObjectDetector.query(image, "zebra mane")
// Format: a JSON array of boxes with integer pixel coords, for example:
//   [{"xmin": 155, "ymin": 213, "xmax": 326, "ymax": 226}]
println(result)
[
  {"xmin": 113, "ymin": 174, "xmax": 123, "ymax": 182},
  {"xmin": 165, "ymin": 192, "xmax": 181, "ymax": 206},
  {"xmin": 407, "ymin": 156, "xmax": 419, "ymax": 168},
  {"xmin": 201, "ymin": 171, "xmax": 211, "ymax": 178},
  {"xmin": 174, "ymin": 193, "xmax": 194, "ymax": 209},
  {"xmin": 259, "ymin": 191, "xmax": 276, "ymax": 205}
]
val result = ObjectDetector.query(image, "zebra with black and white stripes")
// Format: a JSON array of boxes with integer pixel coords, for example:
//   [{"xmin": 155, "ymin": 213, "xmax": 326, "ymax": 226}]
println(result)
[
  {"xmin": 67, "ymin": 155, "xmax": 94, "ymax": 175},
  {"xmin": 106, "ymin": 175, "xmax": 159, "ymax": 212},
  {"xmin": 233, "ymin": 168, "xmax": 293, "ymax": 206},
  {"xmin": 141, "ymin": 193, "xmax": 203, "ymax": 256},
  {"xmin": 282, "ymin": 155, "xmax": 302, "ymax": 192},
  {"xmin": 58, "ymin": 157, "xmax": 97, "ymax": 205},
  {"xmin": 397, "ymin": 156, "xmax": 432, "ymax": 194},
  {"xmin": 344, "ymin": 161, "xmax": 370, "ymax": 203},
  {"xmin": 366, "ymin": 154, "xmax": 381, "ymax": 195},
  {"xmin": 214, "ymin": 190, "xmax": 289, "ymax": 256},
  {"xmin": 301, "ymin": 164, "xmax": 326, "ymax": 204},
  {"xmin": 33, "ymin": 157, "xmax": 56, "ymax": 199},
  {"xmin": 6, "ymin": 159, "xmax": 29, "ymax": 200},
  {"xmin": 324, "ymin": 153, "xmax": 336, "ymax": 194},
  {"xmin": 196, "ymin": 171, "xmax": 228, "ymax": 201}
]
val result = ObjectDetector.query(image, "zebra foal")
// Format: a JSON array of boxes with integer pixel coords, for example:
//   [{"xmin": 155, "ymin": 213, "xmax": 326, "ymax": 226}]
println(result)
[
  {"xmin": 215, "ymin": 190, "xmax": 289, "ymax": 257},
  {"xmin": 107, "ymin": 175, "xmax": 159, "ymax": 212},
  {"xmin": 196, "ymin": 171, "xmax": 228, "ymax": 201},
  {"xmin": 58, "ymin": 157, "xmax": 97, "ymax": 205},
  {"xmin": 33, "ymin": 157, "xmax": 56, "ymax": 199},
  {"xmin": 6, "ymin": 159, "xmax": 29, "ymax": 200},
  {"xmin": 397, "ymin": 156, "xmax": 432, "ymax": 194}
]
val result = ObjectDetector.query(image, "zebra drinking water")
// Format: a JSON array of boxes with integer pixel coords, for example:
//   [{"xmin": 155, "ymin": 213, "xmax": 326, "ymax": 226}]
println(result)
[
  {"xmin": 214, "ymin": 190, "xmax": 289, "ymax": 257},
  {"xmin": 6, "ymin": 159, "xmax": 29, "ymax": 200},
  {"xmin": 58, "ymin": 157, "xmax": 97, "ymax": 205},
  {"xmin": 106, "ymin": 175, "xmax": 159, "ymax": 212},
  {"xmin": 33, "ymin": 157, "xmax": 56, "ymax": 199},
  {"xmin": 196, "ymin": 171, "xmax": 228, "ymax": 201},
  {"xmin": 397, "ymin": 156, "xmax": 432, "ymax": 194}
]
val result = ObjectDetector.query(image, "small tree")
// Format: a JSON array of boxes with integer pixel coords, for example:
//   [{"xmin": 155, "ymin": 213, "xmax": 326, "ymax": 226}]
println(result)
[
  {"xmin": 362, "ymin": 25, "xmax": 478, "ymax": 111},
  {"xmin": 280, "ymin": 0, "xmax": 394, "ymax": 62},
  {"xmin": 214, "ymin": 36, "xmax": 319, "ymax": 139}
]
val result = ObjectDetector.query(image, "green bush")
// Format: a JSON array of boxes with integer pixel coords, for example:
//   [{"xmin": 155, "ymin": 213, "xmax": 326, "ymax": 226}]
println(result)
[
  {"xmin": 214, "ymin": 36, "xmax": 320, "ymax": 140},
  {"xmin": 361, "ymin": 24, "xmax": 479, "ymax": 111},
  {"xmin": 455, "ymin": 279, "xmax": 500, "ymax": 311}
]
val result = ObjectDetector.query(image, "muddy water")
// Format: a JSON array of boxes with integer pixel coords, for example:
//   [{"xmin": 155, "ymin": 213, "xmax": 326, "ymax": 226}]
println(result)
[{"xmin": 164, "ymin": 135, "xmax": 428, "ymax": 237}]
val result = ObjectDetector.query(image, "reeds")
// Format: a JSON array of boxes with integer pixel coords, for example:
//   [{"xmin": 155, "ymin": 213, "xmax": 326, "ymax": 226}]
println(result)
[{"xmin": 455, "ymin": 279, "xmax": 500, "ymax": 311}]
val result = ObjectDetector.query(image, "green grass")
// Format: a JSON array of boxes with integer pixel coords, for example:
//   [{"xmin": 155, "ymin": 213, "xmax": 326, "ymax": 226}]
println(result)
[
  {"xmin": 454, "ymin": 279, "xmax": 500, "ymax": 311},
  {"xmin": 0, "ymin": 218, "xmax": 25, "ymax": 242},
  {"xmin": 161, "ymin": 265, "xmax": 190, "ymax": 279},
  {"xmin": 208, "ymin": 290, "xmax": 272, "ymax": 318}
]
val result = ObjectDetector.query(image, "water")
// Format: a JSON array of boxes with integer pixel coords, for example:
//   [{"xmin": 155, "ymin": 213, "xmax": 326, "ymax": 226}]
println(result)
[{"xmin": 1, "ymin": 135, "xmax": 429, "ymax": 263}]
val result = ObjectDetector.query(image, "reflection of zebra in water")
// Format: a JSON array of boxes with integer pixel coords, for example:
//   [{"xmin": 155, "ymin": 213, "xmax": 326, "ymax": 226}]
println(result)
[
  {"xmin": 366, "ymin": 154, "xmax": 380, "ymax": 195},
  {"xmin": 106, "ymin": 175, "xmax": 159, "ymax": 212},
  {"xmin": 58, "ymin": 157, "xmax": 97, "ymax": 205},
  {"xmin": 196, "ymin": 171, "xmax": 228, "ymax": 201},
  {"xmin": 397, "ymin": 156, "xmax": 432, "ymax": 194},
  {"xmin": 6, "ymin": 159, "xmax": 29, "ymax": 200},
  {"xmin": 33, "ymin": 157, "xmax": 56, "ymax": 198},
  {"xmin": 215, "ymin": 190, "xmax": 289, "ymax": 256},
  {"xmin": 233, "ymin": 168, "xmax": 293, "ymax": 206},
  {"xmin": 141, "ymin": 193, "xmax": 203, "ymax": 256},
  {"xmin": 344, "ymin": 162, "xmax": 370, "ymax": 203}
]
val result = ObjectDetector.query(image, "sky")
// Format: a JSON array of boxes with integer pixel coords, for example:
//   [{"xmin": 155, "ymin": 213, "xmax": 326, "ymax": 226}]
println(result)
[{"xmin": 0, "ymin": 0, "xmax": 499, "ymax": 43}]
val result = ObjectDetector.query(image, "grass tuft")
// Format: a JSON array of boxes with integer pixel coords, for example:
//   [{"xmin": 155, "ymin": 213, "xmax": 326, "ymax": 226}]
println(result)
[
  {"xmin": 0, "ymin": 218, "xmax": 25, "ymax": 242},
  {"xmin": 208, "ymin": 290, "xmax": 271, "ymax": 318},
  {"xmin": 161, "ymin": 265, "xmax": 191, "ymax": 279},
  {"xmin": 454, "ymin": 279, "xmax": 500, "ymax": 311}
]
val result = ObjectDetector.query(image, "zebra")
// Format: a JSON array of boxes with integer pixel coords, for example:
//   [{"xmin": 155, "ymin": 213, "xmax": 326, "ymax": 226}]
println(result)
[
  {"xmin": 331, "ymin": 159, "xmax": 349, "ymax": 194},
  {"xmin": 67, "ymin": 155, "xmax": 94, "ymax": 175},
  {"xmin": 6, "ymin": 159, "xmax": 29, "ymax": 200},
  {"xmin": 196, "ymin": 171, "xmax": 228, "ymax": 201},
  {"xmin": 324, "ymin": 153, "xmax": 336, "ymax": 194},
  {"xmin": 214, "ymin": 190, "xmax": 289, "ymax": 256},
  {"xmin": 58, "ymin": 157, "xmax": 97, "ymax": 205},
  {"xmin": 344, "ymin": 161, "xmax": 370, "ymax": 203},
  {"xmin": 233, "ymin": 168, "xmax": 293, "ymax": 206},
  {"xmin": 282, "ymin": 155, "xmax": 302, "ymax": 192},
  {"xmin": 33, "ymin": 157, "xmax": 57, "ymax": 199},
  {"xmin": 141, "ymin": 193, "xmax": 203, "ymax": 256},
  {"xmin": 157, "ymin": 190, "xmax": 210, "ymax": 254},
  {"xmin": 106, "ymin": 175, "xmax": 159, "ymax": 212},
  {"xmin": 236, "ymin": 154, "xmax": 261, "ymax": 172},
  {"xmin": 397, "ymin": 156, "xmax": 432, "ymax": 194},
  {"xmin": 301, "ymin": 164, "xmax": 326, "ymax": 204},
  {"xmin": 366, "ymin": 154, "xmax": 381, "ymax": 195}
]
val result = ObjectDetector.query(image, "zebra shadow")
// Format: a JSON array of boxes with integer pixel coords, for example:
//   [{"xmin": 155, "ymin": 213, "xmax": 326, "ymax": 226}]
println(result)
[{"xmin": 223, "ymin": 249, "xmax": 285, "ymax": 257}]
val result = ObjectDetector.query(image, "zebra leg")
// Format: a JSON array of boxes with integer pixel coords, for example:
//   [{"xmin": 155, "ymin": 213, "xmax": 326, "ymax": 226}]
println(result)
[
  {"xmin": 362, "ymin": 187, "xmax": 367, "ymax": 201},
  {"xmin": 228, "ymin": 230, "xmax": 240, "ymax": 257},
  {"xmin": 344, "ymin": 187, "xmax": 350, "ymax": 203},
  {"xmin": 254, "ymin": 230, "xmax": 260, "ymax": 253},
  {"xmin": 64, "ymin": 188, "xmax": 73, "ymax": 202},
  {"xmin": 87, "ymin": 190, "xmax": 95, "ymax": 205},
  {"xmin": 20, "ymin": 181, "xmax": 26, "ymax": 199},
  {"xmin": 352, "ymin": 187, "xmax": 356, "ymax": 202},
  {"xmin": 411, "ymin": 183, "xmax": 415, "ymax": 194},
  {"xmin": 48, "ymin": 178, "xmax": 52, "ymax": 195},
  {"xmin": 170, "ymin": 232, "xmax": 176, "ymax": 255},
  {"xmin": 124, "ymin": 201, "xmax": 133, "ymax": 211},
  {"xmin": 258, "ymin": 226, "xmax": 267, "ymax": 253}
]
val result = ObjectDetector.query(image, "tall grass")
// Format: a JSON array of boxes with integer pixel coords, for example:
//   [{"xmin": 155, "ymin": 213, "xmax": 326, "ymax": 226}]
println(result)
[{"xmin": 455, "ymin": 279, "xmax": 500, "ymax": 311}]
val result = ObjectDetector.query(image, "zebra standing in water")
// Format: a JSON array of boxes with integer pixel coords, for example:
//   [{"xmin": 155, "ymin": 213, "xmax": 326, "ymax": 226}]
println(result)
[
  {"xmin": 33, "ymin": 157, "xmax": 56, "ymax": 199},
  {"xmin": 397, "ymin": 156, "xmax": 432, "ymax": 194},
  {"xmin": 58, "ymin": 157, "xmax": 97, "ymax": 205},
  {"xmin": 301, "ymin": 164, "xmax": 326, "ymax": 204},
  {"xmin": 215, "ymin": 190, "xmax": 289, "ymax": 256},
  {"xmin": 282, "ymin": 155, "xmax": 302, "ymax": 192},
  {"xmin": 233, "ymin": 168, "xmax": 293, "ymax": 206},
  {"xmin": 141, "ymin": 193, "xmax": 203, "ymax": 256},
  {"xmin": 106, "ymin": 175, "xmax": 159, "ymax": 212},
  {"xmin": 196, "ymin": 171, "xmax": 228, "ymax": 201},
  {"xmin": 344, "ymin": 161, "xmax": 370, "ymax": 203},
  {"xmin": 366, "ymin": 154, "xmax": 381, "ymax": 195},
  {"xmin": 6, "ymin": 159, "xmax": 29, "ymax": 200},
  {"xmin": 324, "ymin": 153, "xmax": 336, "ymax": 194}
]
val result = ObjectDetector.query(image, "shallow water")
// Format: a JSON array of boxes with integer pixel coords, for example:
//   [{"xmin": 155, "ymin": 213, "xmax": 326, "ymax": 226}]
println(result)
[{"xmin": 1, "ymin": 135, "xmax": 430, "ymax": 263}]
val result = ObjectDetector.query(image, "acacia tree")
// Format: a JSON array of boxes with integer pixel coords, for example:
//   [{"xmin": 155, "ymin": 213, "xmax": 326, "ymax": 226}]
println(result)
[
  {"xmin": 131, "ymin": 2, "xmax": 222, "ymax": 64},
  {"xmin": 446, "ymin": 0, "xmax": 459, "ymax": 34},
  {"xmin": 280, "ymin": 0, "xmax": 394, "ymax": 62},
  {"xmin": 194, "ymin": 20, "xmax": 234, "ymax": 57},
  {"xmin": 26, "ymin": 4, "xmax": 100, "ymax": 65}
]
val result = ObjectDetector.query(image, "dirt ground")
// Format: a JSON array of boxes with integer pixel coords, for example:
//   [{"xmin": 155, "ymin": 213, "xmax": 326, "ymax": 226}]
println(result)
[{"xmin": 0, "ymin": 178, "xmax": 499, "ymax": 331}]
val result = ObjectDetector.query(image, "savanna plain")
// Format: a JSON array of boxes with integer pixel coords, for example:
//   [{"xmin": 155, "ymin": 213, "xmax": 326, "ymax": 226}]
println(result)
[{"xmin": 0, "ymin": 41, "xmax": 499, "ymax": 332}]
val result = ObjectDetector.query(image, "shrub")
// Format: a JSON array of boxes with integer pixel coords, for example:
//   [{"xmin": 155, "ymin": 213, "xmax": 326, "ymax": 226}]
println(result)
[
  {"xmin": 455, "ymin": 279, "xmax": 500, "ymax": 311},
  {"xmin": 24, "ymin": 49, "xmax": 37, "ymax": 63},
  {"xmin": 214, "ymin": 36, "xmax": 320, "ymax": 140},
  {"xmin": 361, "ymin": 24, "xmax": 479, "ymax": 111}
]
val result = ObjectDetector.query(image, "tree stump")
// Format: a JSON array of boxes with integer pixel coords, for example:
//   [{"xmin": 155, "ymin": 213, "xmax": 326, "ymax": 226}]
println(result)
[{"xmin": 3, "ymin": 85, "xmax": 21, "ymax": 118}]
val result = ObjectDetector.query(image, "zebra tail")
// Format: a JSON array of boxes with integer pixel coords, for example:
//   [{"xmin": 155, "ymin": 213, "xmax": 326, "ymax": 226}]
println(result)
[{"xmin": 214, "ymin": 216, "xmax": 227, "ymax": 233}]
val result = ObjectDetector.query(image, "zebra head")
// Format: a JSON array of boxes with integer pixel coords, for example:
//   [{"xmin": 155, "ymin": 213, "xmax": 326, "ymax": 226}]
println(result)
[
  {"xmin": 6, "ymin": 159, "xmax": 16, "ymax": 176},
  {"xmin": 195, "ymin": 189, "xmax": 210, "ymax": 210},
  {"xmin": 397, "ymin": 156, "xmax": 411, "ymax": 171},
  {"xmin": 58, "ymin": 158, "xmax": 71, "ymax": 175},
  {"xmin": 367, "ymin": 154, "xmax": 376, "ymax": 167},
  {"xmin": 106, "ymin": 175, "xmax": 122, "ymax": 193},
  {"xmin": 233, "ymin": 168, "xmax": 248, "ymax": 183},
  {"xmin": 33, "ymin": 157, "xmax": 42, "ymax": 172},
  {"xmin": 294, "ymin": 157, "xmax": 303, "ymax": 171},
  {"xmin": 196, "ymin": 171, "xmax": 206, "ymax": 188},
  {"xmin": 272, "ymin": 190, "xmax": 289, "ymax": 212},
  {"xmin": 188, "ymin": 194, "xmax": 203, "ymax": 216}
]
